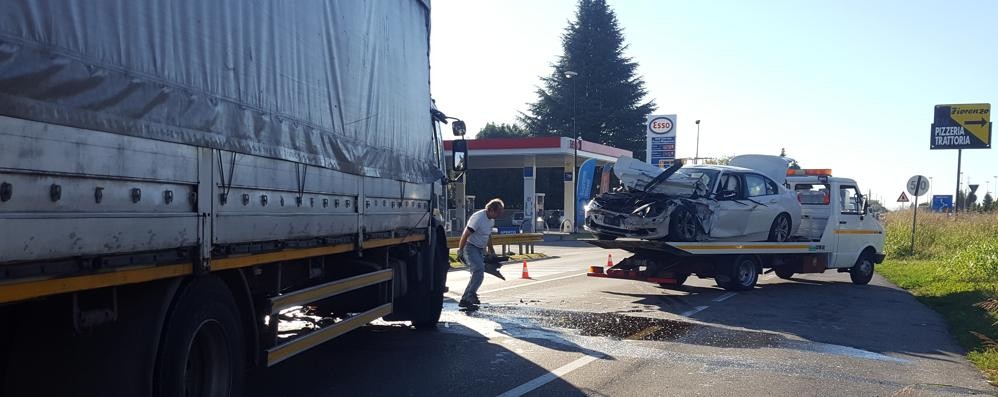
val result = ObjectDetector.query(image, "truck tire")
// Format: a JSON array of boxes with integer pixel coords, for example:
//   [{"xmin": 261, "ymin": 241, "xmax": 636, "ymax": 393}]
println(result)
[
  {"xmin": 155, "ymin": 276, "xmax": 245, "ymax": 397},
  {"xmin": 774, "ymin": 267, "xmax": 795, "ymax": 280},
  {"xmin": 849, "ymin": 253, "xmax": 875, "ymax": 285},
  {"xmin": 767, "ymin": 213, "xmax": 792, "ymax": 242},
  {"xmin": 720, "ymin": 255, "xmax": 759, "ymax": 291},
  {"xmin": 668, "ymin": 206, "xmax": 700, "ymax": 242},
  {"xmin": 411, "ymin": 234, "xmax": 449, "ymax": 329}
]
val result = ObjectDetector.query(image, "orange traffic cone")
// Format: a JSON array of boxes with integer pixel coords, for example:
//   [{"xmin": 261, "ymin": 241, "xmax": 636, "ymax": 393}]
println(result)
[
  {"xmin": 521, "ymin": 260, "xmax": 531, "ymax": 279},
  {"xmin": 607, "ymin": 253, "xmax": 614, "ymax": 268}
]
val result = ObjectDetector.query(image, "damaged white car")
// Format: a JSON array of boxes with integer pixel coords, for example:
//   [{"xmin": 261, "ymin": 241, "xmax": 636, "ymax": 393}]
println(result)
[{"xmin": 584, "ymin": 155, "xmax": 801, "ymax": 242}]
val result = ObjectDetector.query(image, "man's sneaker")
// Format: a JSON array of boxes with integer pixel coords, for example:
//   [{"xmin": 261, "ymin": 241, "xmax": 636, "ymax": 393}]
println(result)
[
  {"xmin": 458, "ymin": 299, "xmax": 478, "ymax": 309},
  {"xmin": 469, "ymin": 295, "xmax": 481, "ymax": 305}
]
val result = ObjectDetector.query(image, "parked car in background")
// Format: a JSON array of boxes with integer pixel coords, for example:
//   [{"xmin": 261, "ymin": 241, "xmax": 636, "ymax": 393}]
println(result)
[{"xmin": 584, "ymin": 156, "xmax": 801, "ymax": 242}]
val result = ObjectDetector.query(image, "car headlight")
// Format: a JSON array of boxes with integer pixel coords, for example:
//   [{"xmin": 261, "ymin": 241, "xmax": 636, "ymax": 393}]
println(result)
[
  {"xmin": 632, "ymin": 202, "xmax": 664, "ymax": 217},
  {"xmin": 585, "ymin": 199, "xmax": 600, "ymax": 212}
]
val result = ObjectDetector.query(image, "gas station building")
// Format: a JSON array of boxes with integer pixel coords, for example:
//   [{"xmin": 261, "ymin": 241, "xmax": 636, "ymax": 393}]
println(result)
[{"xmin": 443, "ymin": 137, "xmax": 632, "ymax": 233}]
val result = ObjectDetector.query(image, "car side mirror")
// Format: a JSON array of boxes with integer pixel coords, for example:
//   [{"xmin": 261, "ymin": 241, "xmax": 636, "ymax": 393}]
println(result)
[
  {"xmin": 718, "ymin": 190, "xmax": 737, "ymax": 200},
  {"xmin": 452, "ymin": 139, "xmax": 468, "ymax": 172},
  {"xmin": 862, "ymin": 199, "xmax": 869, "ymax": 214},
  {"xmin": 452, "ymin": 120, "xmax": 467, "ymax": 137}
]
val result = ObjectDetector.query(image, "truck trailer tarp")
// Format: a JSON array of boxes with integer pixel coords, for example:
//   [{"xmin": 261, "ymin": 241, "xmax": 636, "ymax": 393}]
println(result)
[{"xmin": 0, "ymin": 0, "xmax": 439, "ymax": 183}]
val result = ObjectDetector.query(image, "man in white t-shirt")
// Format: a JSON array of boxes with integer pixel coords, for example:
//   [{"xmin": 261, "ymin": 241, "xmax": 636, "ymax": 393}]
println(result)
[{"xmin": 457, "ymin": 198, "xmax": 504, "ymax": 309}]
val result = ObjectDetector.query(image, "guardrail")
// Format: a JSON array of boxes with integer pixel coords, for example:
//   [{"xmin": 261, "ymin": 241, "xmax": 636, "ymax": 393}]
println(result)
[{"xmin": 446, "ymin": 233, "xmax": 544, "ymax": 255}]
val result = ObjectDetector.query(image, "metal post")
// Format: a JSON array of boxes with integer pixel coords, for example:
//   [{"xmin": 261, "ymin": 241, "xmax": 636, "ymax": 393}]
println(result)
[
  {"xmin": 565, "ymin": 71, "xmax": 579, "ymax": 233},
  {"xmin": 911, "ymin": 176, "xmax": 922, "ymax": 254},
  {"xmin": 572, "ymin": 87, "xmax": 577, "ymax": 233},
  {"xmin": 694, "ymin": 120, "xmax": 701, "ymax": 165},
  {"xmin": 954, "ymin": 149, "xmax": 962, "ymax": 214}
]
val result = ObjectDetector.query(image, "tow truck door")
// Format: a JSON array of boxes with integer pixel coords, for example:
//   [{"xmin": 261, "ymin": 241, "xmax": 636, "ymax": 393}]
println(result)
[{"xmin": 832, "ymin": 184, "xmax": 865, "ymax": 267}]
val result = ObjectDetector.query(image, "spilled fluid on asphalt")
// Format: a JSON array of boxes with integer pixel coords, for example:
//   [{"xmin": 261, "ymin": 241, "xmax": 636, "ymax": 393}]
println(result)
[{"xmin": 477, "ymin": 305, "xmax": 695, "ymax": 341}]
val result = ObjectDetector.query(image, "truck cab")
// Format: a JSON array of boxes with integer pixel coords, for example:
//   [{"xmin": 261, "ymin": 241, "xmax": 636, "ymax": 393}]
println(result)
[{"xmin": 787, "ymin": 169, "xmax": 885, "ymax": 268}]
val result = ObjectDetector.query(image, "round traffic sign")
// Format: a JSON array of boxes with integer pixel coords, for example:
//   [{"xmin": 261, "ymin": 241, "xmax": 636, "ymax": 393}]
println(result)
[{"xmin": 906, "ymin": 175, "xmax": 929, "ymax": 196}]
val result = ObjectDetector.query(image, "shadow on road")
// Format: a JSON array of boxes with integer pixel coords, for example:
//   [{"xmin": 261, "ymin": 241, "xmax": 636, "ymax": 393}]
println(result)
[
  {"xmin": 247, "ymin": 310, "xmax": 584, "ymax": 396},
  {"xmin": 604, "ymin": 276, "xmax": 971, "ymax": 363}
]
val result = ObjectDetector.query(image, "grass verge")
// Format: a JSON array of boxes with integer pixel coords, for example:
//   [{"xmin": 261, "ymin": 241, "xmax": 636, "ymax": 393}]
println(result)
[{"xmin": 877, "ymin": 211, "xmax": 998, "ymax": 385}]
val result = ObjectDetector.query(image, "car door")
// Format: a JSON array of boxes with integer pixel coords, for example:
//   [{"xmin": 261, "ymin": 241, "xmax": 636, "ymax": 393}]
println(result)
[
  {"xmin": 743, "ymin": 173, "xmax": 781, "ymax": 239},
  {"xmin": 833, "ymin": 184, "xmax": 866, "ymax": 267},
  {"xmin": 710, "ymin": 173, "xmax": 753, "ymax": 238}
]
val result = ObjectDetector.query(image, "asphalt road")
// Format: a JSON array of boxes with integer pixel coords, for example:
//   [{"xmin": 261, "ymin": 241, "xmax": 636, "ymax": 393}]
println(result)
[{"xmin": 249, "ymin": 241, "xmax": 995, "ymax": 396}]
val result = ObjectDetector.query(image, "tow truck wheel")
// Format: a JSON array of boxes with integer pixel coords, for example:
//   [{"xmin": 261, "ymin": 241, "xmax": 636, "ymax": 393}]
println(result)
[
  {"xmin": 775, "ymin": 267, "xmax": 795, "ymax": 279},
  {"xmin": 767, "ymin": 213, "xmax": 792, "ymax": 242},
  {"xmin": 668, "ymin": 206, "xmax": 700, "ymax": 242},
  {"xmin": 849, "ymin": 253, "xmax": 875, "ymax": 285},
  {"xmin": 155, "ymin": 276, "xmax": 244, "ymax": 397},
  {"xmin": 723, "ymin": 255, "xmax": 759, "ymax": 291}
]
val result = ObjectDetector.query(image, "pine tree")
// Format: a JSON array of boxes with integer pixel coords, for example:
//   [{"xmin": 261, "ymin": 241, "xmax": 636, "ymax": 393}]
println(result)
[
  {"xmin": 477, "ymin": 122, "xmax": 527, "ymax": 138},
  {"xmin": 519, "ymin": 0, "xmax": 655, "ymax": 159},
  {"xmin": 983, "ymin": 192, "xmax": 994, "ymax": 213}
]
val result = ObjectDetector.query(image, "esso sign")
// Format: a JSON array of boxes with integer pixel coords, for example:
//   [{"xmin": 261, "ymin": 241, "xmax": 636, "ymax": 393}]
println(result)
[{"xmin": 649, "ymin": 117, "xmax": 674, "ymax": 134}]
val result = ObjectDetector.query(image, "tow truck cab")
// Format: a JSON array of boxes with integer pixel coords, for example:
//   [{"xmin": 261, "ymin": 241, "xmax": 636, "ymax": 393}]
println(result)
[{"xmin": 786, "ymin": 169, "xmax": 885, "ymax": 268}]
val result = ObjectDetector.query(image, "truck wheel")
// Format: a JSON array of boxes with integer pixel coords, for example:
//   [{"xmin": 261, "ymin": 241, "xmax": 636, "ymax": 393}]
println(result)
[
  {"xmin": 155, "ymin": 276, "xmax": 244, "ymax": 397},
  {"xmin": 849, "ymin": 253, "xmax": 875, "ymax": 285},
  {"xmin": 411, "ymin": 237, "xmax": 449, "ymax": 330},
  {"xmin": 723, "ymin": 255, "xmax": 759, "ymax": 291},
  {"xmin": 775, "ymin": 267, "xmax": 795, "ymax": 280},
  {"xmin": 767, "ymin": 213, "xmax": 792, "ymax": 242},
  {"xmin": 668, "ymin": 206, "xmax": 700, "ymax": 242}
]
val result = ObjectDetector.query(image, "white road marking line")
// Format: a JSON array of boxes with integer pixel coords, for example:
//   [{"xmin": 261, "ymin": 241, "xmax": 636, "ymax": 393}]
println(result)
[
  {"xmin": 479, "ymin": 273, "xmax": 586, "ymax": 294},
  {"xmin": 680, "ymin": 305, "xmax": 709, "ymax": 317},
  {"xmin": 496, "ymin": 354, "xmax": 600, "ymax": 397},
  {"xmin": 712, "ymin": 292, "xmax": 737, "ymax": 302}
]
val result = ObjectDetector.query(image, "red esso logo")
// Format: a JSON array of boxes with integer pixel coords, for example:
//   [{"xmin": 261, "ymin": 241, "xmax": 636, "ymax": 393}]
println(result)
[{"xmin": 649, "ymin": 117, "xmax": 673, "ymax": 134}]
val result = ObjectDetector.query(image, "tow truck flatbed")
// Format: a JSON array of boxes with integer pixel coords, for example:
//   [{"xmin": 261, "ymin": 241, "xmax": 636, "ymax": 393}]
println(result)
[{"xmin": 583, "ymin": 169, "xmax": 886, "ymax": 291}]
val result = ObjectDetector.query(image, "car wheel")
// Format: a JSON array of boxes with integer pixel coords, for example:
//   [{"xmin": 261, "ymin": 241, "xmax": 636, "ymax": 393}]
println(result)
[
  {"xmin": 668, "ymin": 206, "xmax": 700, "ymax": 242},
  {"xmin": 595, "ymin": 233, "xmax": 617, "ymax": 241},
  {"xmin": 774, "ymin": 267, "xmax": 795, "ymax": 279},
  {"xmin": 850, "ymin": 252, "xmax": 875, "ymax": 285},
  {"xmin": 767, "ymin": 213, "xmax": 792, "ymax": 242}
]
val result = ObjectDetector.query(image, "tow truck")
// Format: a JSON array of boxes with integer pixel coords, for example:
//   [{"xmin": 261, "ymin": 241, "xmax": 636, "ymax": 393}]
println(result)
[{"xmin": 587, "ymin": 169, "xmax": 886, "ymax": 291}]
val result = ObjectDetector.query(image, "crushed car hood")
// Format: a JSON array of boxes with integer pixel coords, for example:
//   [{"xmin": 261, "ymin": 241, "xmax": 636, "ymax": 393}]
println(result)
[{"xmin": 612, "ymin": 156, "xmax": 706, "ymax": 197}]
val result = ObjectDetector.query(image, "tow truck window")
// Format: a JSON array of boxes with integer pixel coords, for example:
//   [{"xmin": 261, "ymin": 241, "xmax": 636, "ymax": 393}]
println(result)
[
  {"xmin": 839, "ymin": 185, "xmax": 863, "ymax": 215},
  {"xmin": 795, "ymin": 184, "xmax": 830, "ymax": 205},
  {"xmin": 745, "ymin": 174, "xmax": 767, "ymax": 197}
]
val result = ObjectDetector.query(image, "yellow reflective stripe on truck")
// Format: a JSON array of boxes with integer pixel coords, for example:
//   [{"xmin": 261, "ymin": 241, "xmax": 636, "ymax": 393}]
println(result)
[
  {"xmin": 0, "ymin": 263, "xmax": 194, "ymax": 304},
  {"xmin": 0, "ymin": 235, "xmax": 425, "ymax": 304},
  {"xmin": 674, "ymin": 244, "xmax": 814, "ymax": 251}
]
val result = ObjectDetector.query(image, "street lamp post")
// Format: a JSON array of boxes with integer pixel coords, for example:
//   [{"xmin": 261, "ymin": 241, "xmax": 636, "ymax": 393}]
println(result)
[
  {"xmin": 565, "ymin": 70, "xmax": 579, "ymax": 233},
  {"xmin": 694, "ymin": 120, "xmax": 701, "ymax": 165}
]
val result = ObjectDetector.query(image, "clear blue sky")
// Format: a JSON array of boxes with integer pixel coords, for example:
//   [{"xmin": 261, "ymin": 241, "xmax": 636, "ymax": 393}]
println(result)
[{"xmin": 429, "ymin": 0, "xmax": 998, "ymax": 209}]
